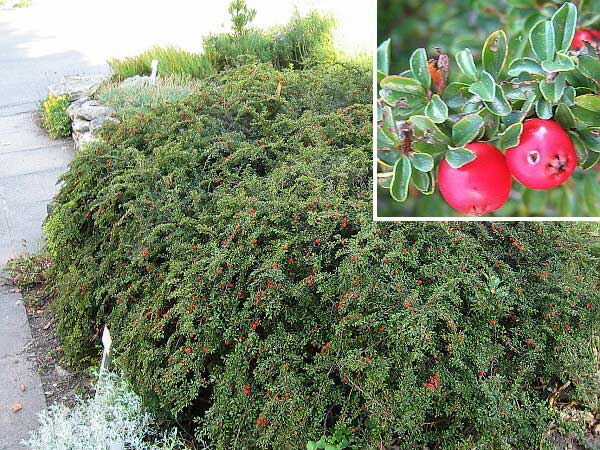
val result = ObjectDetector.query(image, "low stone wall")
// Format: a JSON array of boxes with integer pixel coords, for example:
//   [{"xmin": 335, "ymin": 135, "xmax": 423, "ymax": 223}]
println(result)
[{"xmin": 48, "ymin": 75, "xmax": 119, "ymax": 150}]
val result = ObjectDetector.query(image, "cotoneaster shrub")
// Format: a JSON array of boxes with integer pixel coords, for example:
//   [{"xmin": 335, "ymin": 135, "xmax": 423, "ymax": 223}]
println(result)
[{"xmin": 44, "ymin": 61, "xmax": 599, "ymax": 449}]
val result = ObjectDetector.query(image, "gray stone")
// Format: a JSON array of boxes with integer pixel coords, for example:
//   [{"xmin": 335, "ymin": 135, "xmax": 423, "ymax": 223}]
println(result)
[
  {"xmin": 74, "ymin": 103, "xmax": 114, "ymax": 121},
  {"xmin": 90, "ymin": 116, "xmax": 119, "ymax": 132},
  {"xmin": 48, "ymin": 74, "xmax": 108, "ymax": 101},
  {"xmin": 65, "ymin": 96, "xmax": 90, "ymax": 119},
  {"xmin": 72, "ymin": 119, "xmax": 90, "ymax": 133},
  {"xmin": 75, "ymin": 131, "xmax": 96, "ymax": 149}
]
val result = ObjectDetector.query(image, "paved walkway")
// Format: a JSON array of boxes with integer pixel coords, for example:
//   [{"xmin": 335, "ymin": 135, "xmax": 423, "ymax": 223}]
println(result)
[{"xmin": 0, "ymin": 7, "xmax": 104, "ymax": 449}]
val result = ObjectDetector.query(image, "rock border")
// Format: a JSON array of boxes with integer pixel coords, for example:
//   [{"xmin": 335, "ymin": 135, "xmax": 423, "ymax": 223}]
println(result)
[{"xmin": 48, "ymin": 75, "xmax": 119, "ymax": 150}]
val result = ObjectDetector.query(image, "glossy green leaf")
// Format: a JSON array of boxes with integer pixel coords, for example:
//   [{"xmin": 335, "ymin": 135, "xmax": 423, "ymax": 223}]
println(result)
[
  {"xmin": 535, "ymin": 98, "xmax": 553, "ymax": 119},
  {"xmin": 412, "ymin": 170, "xmax": 435, "ymax": 194},
  {"xmin": 456, "ymin": 48, "xmax": 478, "ymax": 81},
  {"xmin": 452, "ymin": 114, "xmax": 484, "ymax": 147},
  {"xmin": 412, "ymin": 152, "xmax": 435, "ymax": 172},
  {"xmin": 445, "ymin": 146, "xmax": 476, "ymax": 169},
  {"xmin": 555, "ymin": 103, "xmax": 576, "ymax": 129},
  {"xmin": 508, "ymin": 58, "xmax": 544, "ymax": 77},
  {"xmin": 410, "ymin": 48, "xmax": 431, "ymax": 90},
  {"xmin": 482, "ymin": 30, "xmax": 508, "ymax": 77},
  {"xmin": 541, "ymin": 53, "xmax": 575, "ymax": 73},
  {"xmin": 562, "ymin": 86, "xmax": 576, "ymax": 106},
  {"xmin": 443, "ymin": 82, "xmax": 471, "ymax": 108},
  {"xmin": 539, "ymin": 73, "xmax": 566, "ymax": 104},
  {"xmin": 579, "ymin": 128, "xmax": 600, "ymax": 153},
  {"xmin": 377, "ymin": 39, "xmax": 391, "ymax": 77},
  {"xmin": 574, "ymin": 94, "xmax": 600, "ymax": 112},
  {"xmin": 551, "ymin": 2, "xmax": 577, "ymax": 52},
  {"xmin": 413, "ymin": 140, "xmax": 447, "ymax": 155},
  {"xmin": 569, "ymin": 132, "xmax": 589, "ymax": 167},
  {"xmin": 572, "ymin": 106, "xmax": 599, "ymax": 127},
  {"xmin": 468, "ymin": 71, "xmax": 496, "ymax": 102},
  {"xmin": 530, "ymin": 20, "xmax": 556, "ymax": 62},
  {"xmin": 578, "ymin": 55, "xmax": 600, "ymax": 81},
  {"xmin": 478, "ymin": 108, "xmax": 500, "ymax": 139},
  {"xmin": 484, "ymin": 87, "xmax": 512, "ymax": 117},
  {"xmin": 380, "ymin": 76, "xmax": 427, "ymax": 95},
  {"xmin": 582, "ymin": 151, "xmax": 600, "ymax": 170},
  {"xmin": 390, "ymin": 156, "xmax": 412, "ymax": 203},
  {"xmin": 497, "ymin": 122, "xmax": 523, "ymax": 151},
  {"xmin": 409, "ymin": 115, "xmax": 450, "ymax": 143},
  {"xmin": 425, "ymin": 94, "xmax": 448, "ymax": 123}
]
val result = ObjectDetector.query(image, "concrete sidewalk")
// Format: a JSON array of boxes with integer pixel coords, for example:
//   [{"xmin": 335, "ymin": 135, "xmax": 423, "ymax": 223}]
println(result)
[{"xmin": 0, "ymin": 8, "xmax": 98, "ymax": 449}]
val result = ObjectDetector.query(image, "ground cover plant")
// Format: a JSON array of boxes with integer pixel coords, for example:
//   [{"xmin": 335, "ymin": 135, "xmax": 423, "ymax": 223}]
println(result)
[
  {"xmin": 43, "ymin": 51, "xmax": 600, "ymax": 449},
  {"xmin": 96, "ymin": 77, "xmax": 202, "ymax": 119},
  {"xmin": 377, "ymin": 0, "xmax": 599, "ymax": 217},
  {"xmin": 24, "ymin": 371, "xmax": 188, "ymax": 450},
  {"xmin": 40, "ymin": 93, "xmax": 71, "ymax": 139}
]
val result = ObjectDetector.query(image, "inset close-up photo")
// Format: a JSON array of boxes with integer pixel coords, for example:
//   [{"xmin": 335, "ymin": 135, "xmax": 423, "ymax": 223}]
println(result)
[{"xmin": 377, "ymin": 0, "xmax": 600, "ymax": 218}]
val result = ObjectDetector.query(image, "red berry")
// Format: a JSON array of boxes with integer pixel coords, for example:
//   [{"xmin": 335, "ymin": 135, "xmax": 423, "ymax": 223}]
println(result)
[
  {"xmin": 571, "ymin": 28, "xmax": 600, "ymax": 50},
  {"xmin": 439, "ymin": 142, "xmax": 511, "ymax": 214},
  {"xmin": 506, "ymin": 119, "xmax": 577, "ymax": 189}
]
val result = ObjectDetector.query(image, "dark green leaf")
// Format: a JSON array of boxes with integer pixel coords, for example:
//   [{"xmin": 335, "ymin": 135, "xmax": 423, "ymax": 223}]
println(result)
[
  {"xmin": 425, "ymin": 94, "xmax": 448, "ymax": 124},
  {"xmin": 445, "ymin": 146, "xmax": 477, "ymax": 169},
  {"xmin": 380, "ymin": 76, "xmax": 427, "ymax": 95},
  {"xmin": 377, "ymin": 39, "xmax": 391, "ymax": 77},
  {"xmin": 410, "ymin": 48, "xmax": 431, "ymax": 90},
  {"xmin": 569, "ymin": 132, "xmax": 589, "ymax": 167},
  {"xmin": 409, "ymin": 115, "xmax": 450, "ymax": 143},
  {"xmin": 484, "ymin": 87, "xmax": 512, "ymax": 116},
  {"xmin": 578, "ymin": 55, "xmax": 600, "ymax": 81},
  {"xmin": 535, "ymin": 98, "xmax": 553, "ymax": 119},
  {"xmin": 507, "ymin": 58, "xmax": 544, "ymax": 77},
  {"xmin": 482, "ymin": 30, "xmax": 508, "ymax": 77},
  {"xmin": 555, "ymin": 103, "xmax": 576, "ymax": 129},
  {"xmin": 412, "ymin": 170, "xmax": 435, "ymax": 194},
  {"xmin": 573, "ymin": 106, "xmax": 599, "ymax": 127},
  {"xmin": 468, "ymin": 71, "xmax": 496, "ymax": 102},
  {"xmin": 539, "ymin": 73, "xmax": 566, "ymax": 104},
  {"xmin": 562, "ymin": 86, "xmax": 576, "ymax": 106},
  {"xmin": 443, "ymin": 82, "xmax": 471, "ymax": 109},
  {"xmin": 456, "ymin": 48, "xmax": 478, "ymax": 81},
  {"xmin": 574, "ymin": 94, "xmax": 600, "ymax": 112},
  {"xmin": 530, "ymin": 20, "xmax": 556, "ymax": 61},
  {"xmin": 390, "ymin": 156, "xmax": 412, "ymax": 203},
  {"xmin": 579, "ymin": 128, "xmax": 600, "ymax": 153},
  {"xmin": 452, "ymin": 114, "xmax": 484, "ymax": 147},
  {"xmin": 551, "ymin": 2, "xmax": 577, "ymax": 53},
  {"xmin": 541, "ymin": 53, "xmax": 575, "ymax": 72},
  {"xmin": 497, "ymin": 122, "xmax": 523, "ymax": 151},
  {"xmin": 412, "ymin": 152, "xmax": 435, "ymax": 172}
]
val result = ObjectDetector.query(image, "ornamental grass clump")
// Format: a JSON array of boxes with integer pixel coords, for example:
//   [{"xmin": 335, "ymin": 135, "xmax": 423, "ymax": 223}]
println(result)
[{"xmin": 44, "ymin": 60, "xmax": 598, "ymax": 449}]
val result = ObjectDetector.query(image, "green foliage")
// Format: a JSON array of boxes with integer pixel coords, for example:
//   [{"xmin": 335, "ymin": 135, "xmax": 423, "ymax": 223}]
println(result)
[
  {"xmin": 96, "ymin": 77, "xmax": 201, "ymax": 118},
  {"xmin": 307, "ymin": 428, "xmax": 352, "ymax": 450},
  {"xmin": 108, "ymin": 47, "xmax": 215, "ymax": 81},
  {"xmin": 377, "ymin": 1, "xmax": 600, "ymax": 217},
  {"xmin": 40, "ymin": 94, "xmax": 71, "ymax": 139},
  {"xmin": 203, "ymin": 10, "xmax": 336, "ymax": 71},
  {"xmin": 44, "ymin": 58, "xmax": 600, "ymax": 449},
  {"xmin": 228, "ymin": 0, "xmax": 257, "ymax": 35}
]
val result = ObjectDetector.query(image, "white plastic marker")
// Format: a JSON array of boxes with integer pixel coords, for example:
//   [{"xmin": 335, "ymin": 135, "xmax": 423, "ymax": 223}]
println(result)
[
  {"xmin": 100, "ymin": 325, "xmax": 112, "ymax": 372},
  {"xmin": 150, "ymin": 59, "xmax": 159, "ymax": 85}
]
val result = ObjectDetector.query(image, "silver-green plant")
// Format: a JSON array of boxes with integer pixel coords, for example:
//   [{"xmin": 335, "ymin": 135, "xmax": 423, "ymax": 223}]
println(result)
[{"xmin": 23, "ymin": 372, "xmax": 187, "ymax": 450}]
